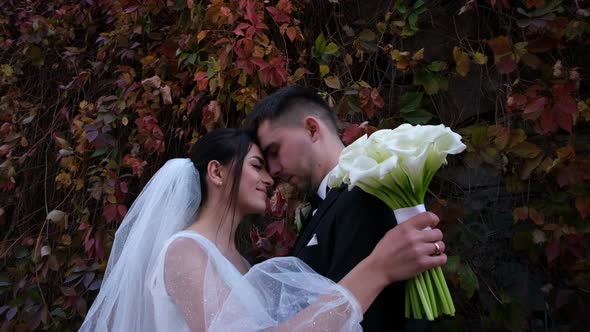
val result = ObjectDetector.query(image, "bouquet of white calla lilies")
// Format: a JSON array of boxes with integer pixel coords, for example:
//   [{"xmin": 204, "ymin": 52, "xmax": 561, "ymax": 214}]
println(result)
[{"xmin": 328, "ymin": 124, "xmax": 466, "ymax": 321}]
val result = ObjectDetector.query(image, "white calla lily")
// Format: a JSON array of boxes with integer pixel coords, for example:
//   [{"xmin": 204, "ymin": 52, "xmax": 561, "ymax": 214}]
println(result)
[{"xmin": 328, "ymin": 124, "xmax": 465, "ymax": 321}]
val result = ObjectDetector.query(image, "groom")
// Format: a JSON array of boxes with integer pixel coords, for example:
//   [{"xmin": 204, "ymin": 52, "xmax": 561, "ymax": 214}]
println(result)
[{"xmin": 246, "ymin": 86, "xmax": 438, "ymax": 331}]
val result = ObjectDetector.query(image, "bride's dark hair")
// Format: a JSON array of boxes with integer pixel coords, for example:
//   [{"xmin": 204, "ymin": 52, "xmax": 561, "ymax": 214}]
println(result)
[{"xmin": 188, "ymin": 128, "xmax": 253, "ymax": 228}]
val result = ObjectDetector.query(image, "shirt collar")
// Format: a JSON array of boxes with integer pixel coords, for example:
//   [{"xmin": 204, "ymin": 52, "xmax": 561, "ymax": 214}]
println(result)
[{"xmin": 316, "ymin": 166, "xmax": 337, "ymax": 200}]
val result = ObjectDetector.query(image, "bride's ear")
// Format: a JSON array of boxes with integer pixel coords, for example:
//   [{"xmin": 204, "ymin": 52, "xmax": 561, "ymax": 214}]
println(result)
[{"xmin": 207, "ymin": 160, "xmax": 225, "ymax": 187}]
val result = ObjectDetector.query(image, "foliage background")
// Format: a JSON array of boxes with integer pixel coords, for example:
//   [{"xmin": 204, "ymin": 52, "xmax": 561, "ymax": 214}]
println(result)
[{"xmin": 1, "ymin": 0, "xmax": 589, "ymax": 330}]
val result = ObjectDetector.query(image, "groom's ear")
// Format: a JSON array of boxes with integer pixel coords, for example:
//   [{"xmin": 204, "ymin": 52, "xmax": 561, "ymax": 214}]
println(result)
[
  {"xmin": 303, "ymin": 116, "xmax": 321, "ymax": 143},
  {"xmin": 207, "ymin": 160, "xmax": 225, "ymax": 187}
]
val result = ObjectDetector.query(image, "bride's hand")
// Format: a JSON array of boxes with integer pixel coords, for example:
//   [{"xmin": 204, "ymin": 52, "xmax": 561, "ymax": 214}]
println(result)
[{"xmin": 369, "ymin": 212, "xmax": 447, "ymax": 287}]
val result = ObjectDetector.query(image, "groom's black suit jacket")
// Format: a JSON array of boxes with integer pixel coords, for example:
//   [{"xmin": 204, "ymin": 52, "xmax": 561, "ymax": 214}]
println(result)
[{"xmin": 292, "ymin": 185, "xmax": 430, "ymax": 332}]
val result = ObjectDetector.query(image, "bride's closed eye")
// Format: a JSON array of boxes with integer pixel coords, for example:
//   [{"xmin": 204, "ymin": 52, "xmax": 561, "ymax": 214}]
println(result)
[{"xmin": 250, "ymin": 156, "xmax": 266, "ymax": 170}]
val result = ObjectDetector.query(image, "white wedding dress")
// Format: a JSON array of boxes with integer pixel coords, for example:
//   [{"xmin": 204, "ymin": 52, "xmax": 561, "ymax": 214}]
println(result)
[
  {"xmin": 79, "ymin": 159, "xmax": 362, "ymax": 332},
  {"xmin": 149, "ymin": 231, "xmax": 362, "ymax": 331}
]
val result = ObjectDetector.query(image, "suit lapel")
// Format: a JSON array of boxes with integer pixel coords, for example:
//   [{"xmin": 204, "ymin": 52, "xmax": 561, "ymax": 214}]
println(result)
[{"xmin": 293, "ymin": 186, "xmax": 345, "ymax": 256}]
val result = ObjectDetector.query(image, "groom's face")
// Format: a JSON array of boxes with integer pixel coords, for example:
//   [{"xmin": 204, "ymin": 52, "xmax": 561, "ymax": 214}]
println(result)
[{"xmin": 256, "ymin": 120, "xmax": 313, "ymax": 191}]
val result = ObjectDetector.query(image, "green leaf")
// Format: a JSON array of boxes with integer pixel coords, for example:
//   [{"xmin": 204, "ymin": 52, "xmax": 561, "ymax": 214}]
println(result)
[
  {"xmin": 187, "ymin": 53, "xmax": 198, "ymax": 65},
  {"xmin": 458, "ymin": 264, "xmax": 479, "ymax": 299},
  {"xmin": 324, "ymin": 42, "xmax": 340, "ymax": 55},
  {"xmin": 399, "ymin": 92, "xmax": 423, "ymax": 113},
  {"xmin": 27, "ymin": 45, "xmax": 45, "ymax": 67},
  {"xmin": 312, "ymin": 34, "xmax": 327, "ymax": 58},
  {"xmin": 443, "ymin": 255, "xmax": 461, "ymax": 274},
  {"xmin": 15, "ymin": 247, "xmax": 29, "ymax": 259},
  {"xmin": 402, "ymin": 109, "xmax": 433, "ymax": 124},
  {"xmin": 408, "ymin": 13, "xmax": 418, "ymax": 27},
  {"xmin": 91, "ymin": 147, "xmax": 109, "ymax": 158},
  {"xmin": 414, "ymin": 70, "xmax": 440, "ymax": 95},
  {"xmin": 427, "ymin": 61, "xmax": 447, "ymax": 72}
]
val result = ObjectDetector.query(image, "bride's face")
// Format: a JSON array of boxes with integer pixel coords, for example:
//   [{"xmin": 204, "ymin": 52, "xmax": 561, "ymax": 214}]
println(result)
[{"xmin": 236, "ymin": 144, "xmax": 274, "ymax": 215}]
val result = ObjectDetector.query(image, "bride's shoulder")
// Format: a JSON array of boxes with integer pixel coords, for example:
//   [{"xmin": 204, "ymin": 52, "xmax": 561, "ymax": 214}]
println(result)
[{"xmin": 164, "ymin": 231, "xmax": 212, "ymax": 257}]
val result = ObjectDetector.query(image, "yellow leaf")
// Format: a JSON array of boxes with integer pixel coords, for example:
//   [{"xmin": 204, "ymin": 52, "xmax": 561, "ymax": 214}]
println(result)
[
  {"xmin": 412, "ymin": 48, "xmax": 425, "ymax": 61},
  {"xmin": 140, "ymin": 55, "xmax": 157, "ymax": 66},
  {"xmin": 513, "ymin": 42, "xmax": 528, "ymax": 58},
  {"xmin": 324, "ymin": 76, "xmax": 342, "ymax": 89},
  {"xmin": 196, "ymin": 30, "xmax": 208, "ymax": 43},
  {"xmin": 453, "ymin": 46, "xmax": 471, "ymax": 77},
  {"xmin": 75, "ymin": 179, "xmax": 84, "ymax": 191},
  {"xmin": 509, "ymin": 141, "xmax": 542, "ymax": 159},
  {"xmin": 520, "ymin": 153, "xmax": 543, "ymax": 180},
  {"xmin": 578, "ymin": 100, "xmax": 590, "ymax": 121},
  {"xmin": 319, "ymin": 64, "xmax": 330, "ymax": 77},
  {"xmin": 344, "ymin": 53, "xmax": 353, "ymax": 66},
  {"xmin": 472, "ymin": 52, "xmax": 488, "ymax": 65},
  {"xmin": 290, "ymin": 68, "xmax": 308, "ymax": 83},
  {"xmin": 61, "ymin": 234, "xmax": 72, "ymax": 246}
]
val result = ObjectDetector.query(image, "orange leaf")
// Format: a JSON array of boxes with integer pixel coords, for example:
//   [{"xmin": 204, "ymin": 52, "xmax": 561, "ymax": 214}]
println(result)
[
  {"xmin": 529, "ymin": 208, "xmax": 544, "ymax": 225},
  {"xmin": 488, "ymin": 36, "xmax": 512, "ymax": 56},
  {"xmin": 513, "ymin": 206, "xmax": 529, "ymax": 222}
]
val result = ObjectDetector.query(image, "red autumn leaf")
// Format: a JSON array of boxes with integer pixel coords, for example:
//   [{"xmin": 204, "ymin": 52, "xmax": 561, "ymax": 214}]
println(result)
[
  {"xmin": 507, "ymin": 93, "xmax": 527, "ymax": 113},
  {"xmin": 342, "ymin": 122, "xmax": 377, "ymax": 145},
  {"xmin": 539, "ymin": 109, "xmax": 558, "ymax": 134},
  {"xmin": 123, "ymin": 155, "xmax": 148, "ymax": 177},
  {"xmin": 276, "ymin": 0, "xmax": 293, "ymax": 14},
  {"xmin": 269, "ymin": 189, "xmax": 287, "ymax": 217},
  {"xmin": 103, "ymin": 204, "xmax": 118, "ymax": 223},
  {"xmin": 233, "ymin": 22, "xmax": 250, "ymax": 37},
  {"xmin": 524, "ymin": 97, "xmax": 548, "ymax": 114},
  {"xmin": 359, "ymin": 88, "xmax": 384, "ymax": 118},
  {"xmin": 526, "ymin": 0, "xmax": 545, "ymax": 8},
  {"xmin": 553, "ymin": 96, "xmax": 578, "ymax": 115},
  {"xmin": 117, "ymin": 204, "xmax": 128, "ymax": 220},
  {"xmin": 555, "ymin": 110, "xmax": 573, "ymax": 133},
  {"xmin": 342, "ymin": 124, "xmax": 363, "ymax": 145},
  {"xmin": 265, "ymin": 220, "xmax": 284, "ymax": 237},
  {"xmin": 575, "ymin": 196, "xmax": 590, "ymax": 219},
  {"xmin": 285, "ymin": 26, "xmax": 300, "ymax": 42},
  {"xmin": 266, "ymin": 6, "xmax": 290, "ymax": 24},
  {"xmin": 234, "ymin": 39, "xmax": 257, "ymax": 75},
  {"xmin": 193, "ymin": 71, "xmax": 209, "ymax": 91},
  {"xmin": 258, "ymin": 57, "xmax": 288, "ymax": 87},
  {"xmin": 496, "ymin": 56, "xmax": 518, "ymax": 74}
]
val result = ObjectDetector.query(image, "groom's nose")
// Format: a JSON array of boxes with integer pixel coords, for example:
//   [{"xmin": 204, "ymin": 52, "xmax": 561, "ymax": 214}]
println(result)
[{"xmin": 267, "ymin": 158, "xmax": 282, "ymax": 177}]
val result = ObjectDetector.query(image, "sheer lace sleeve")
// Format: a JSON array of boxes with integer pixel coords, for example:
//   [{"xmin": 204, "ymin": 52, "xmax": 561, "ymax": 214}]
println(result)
[
  {"xmin": 209, "ymin": 257, "xmax": 363, "ymax": 332},
  {"xmin": 149, "ymin": 233, "xmax": 362, "ymax": 332},
  {"xmin": 150, "ymin": 234, "xmax": 238, "ymax": 332}
]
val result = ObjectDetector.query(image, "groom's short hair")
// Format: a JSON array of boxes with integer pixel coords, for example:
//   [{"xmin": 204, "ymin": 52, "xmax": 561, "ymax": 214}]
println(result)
[{"xmin": 245, "ymin": 86, "xmax": 339, "ymax": 139}]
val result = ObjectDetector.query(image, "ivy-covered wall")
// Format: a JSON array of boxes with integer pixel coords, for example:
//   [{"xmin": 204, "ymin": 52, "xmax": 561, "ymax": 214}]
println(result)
[{"xmin": 1, "ymin": 0, "xmax": 589, "ymax": 330}]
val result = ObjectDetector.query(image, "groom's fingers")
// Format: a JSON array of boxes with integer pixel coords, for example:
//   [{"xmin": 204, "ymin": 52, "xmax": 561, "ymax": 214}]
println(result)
[
  {"xmin": 422, "ymin": 253, "xmax": 448, "ymax": 270},
  {"xmin": 404, "ymin": 212, "xmax": 440, "ymax": 230},
  {"xmin": 420, "ymin": 228, "xmax": 443, "ymax": 243},
  {"xmin": 417, "ymin": 241, "xmax": 445, "ymax": 256}
]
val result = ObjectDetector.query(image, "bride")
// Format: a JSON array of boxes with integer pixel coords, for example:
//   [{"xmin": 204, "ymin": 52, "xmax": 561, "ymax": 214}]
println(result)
[{"xmin": 80, "ymin": 128, "xmax": 446, "ymax": 331}]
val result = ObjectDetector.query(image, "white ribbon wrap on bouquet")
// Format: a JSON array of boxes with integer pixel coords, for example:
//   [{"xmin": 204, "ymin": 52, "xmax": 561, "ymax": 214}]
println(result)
[{"xmin": 394, "ymin": 204, "xmax": 431, "ymax": 230}]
